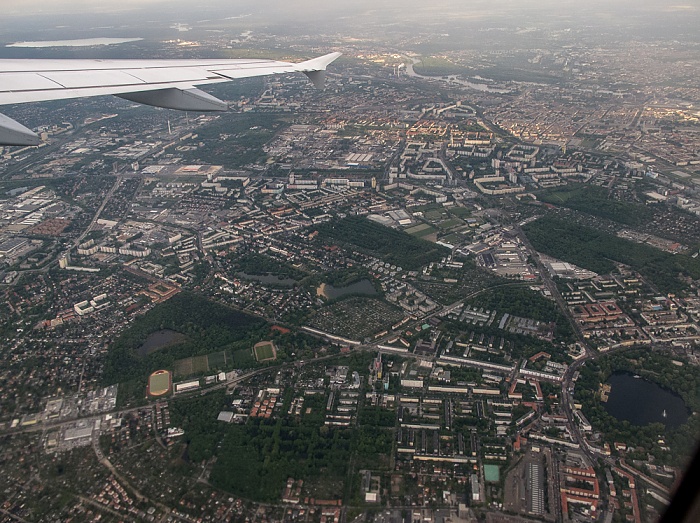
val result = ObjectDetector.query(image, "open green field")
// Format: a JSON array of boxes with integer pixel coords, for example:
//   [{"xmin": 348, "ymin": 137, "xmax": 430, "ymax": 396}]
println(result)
[
  {"xmin": 441, "ymin": 232, "xmax": 466, "ymax": 245},
  {"xmin": 413, "ymin": 56, "xmax": 469, "ymax": 77},
  {"xmin": 173, "ymin": 357, "xmax": 193, "ymax": 377},
  {"xmin": 424, "ymin": 209, "xmax": 448, "ymax": 221},
  {"xmin": 232, "ymin": 348, "xmax": 256, "ymax": 367},
  {"xmin": 449, "ymin": 206, "xmax": 473, "ymax": 218},
  {"xmin": 405, "ymin": 223, "xmax": 431, "ymax": 234},
  {"xmin": 484, "ymin": 464, "xmax": 500, "ymax": 482}
]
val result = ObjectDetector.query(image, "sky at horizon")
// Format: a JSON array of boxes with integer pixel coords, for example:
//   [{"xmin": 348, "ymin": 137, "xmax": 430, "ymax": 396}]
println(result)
[
  {"xmin": 0, "ymin": 0, "xmax": 697, "ymax": 52},
  {"xmin": 4, "ymin": 0, "xmax": 699, "ymax": 18}
]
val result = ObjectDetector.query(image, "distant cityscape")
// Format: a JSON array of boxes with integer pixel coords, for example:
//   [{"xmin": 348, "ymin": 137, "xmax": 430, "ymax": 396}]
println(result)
[{"xmin": 0, "ymin": 10, "xmax": 699, "ymax": 523}]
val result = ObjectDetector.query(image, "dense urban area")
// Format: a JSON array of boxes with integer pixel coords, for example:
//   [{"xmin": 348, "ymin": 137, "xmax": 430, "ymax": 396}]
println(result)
[{"xmin": 0, "ymin": 7, "xmax": 699, "ymax": 523}]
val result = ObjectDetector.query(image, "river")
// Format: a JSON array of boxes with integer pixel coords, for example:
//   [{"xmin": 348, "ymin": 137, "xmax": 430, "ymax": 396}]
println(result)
[
  {"xmin": 603, "ymin": 372, "xmax": 689, "ymax": 428},
  {"xmin": 404, "ymin": 58, "xmax": 511, "ymax": 94}
]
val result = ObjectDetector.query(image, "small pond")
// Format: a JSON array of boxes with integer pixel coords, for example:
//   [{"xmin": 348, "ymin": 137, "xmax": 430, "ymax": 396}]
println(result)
[
  {"xmin": 137, "ymin": 329, "xmax": 188, "ymax": 357},
  {"xmin": 603, "ymin": 372, "xmax": 689, "ymax": 428},
  {"xmin": 316, "ymin": 279, "xmax": 378, "ymax": 300}
]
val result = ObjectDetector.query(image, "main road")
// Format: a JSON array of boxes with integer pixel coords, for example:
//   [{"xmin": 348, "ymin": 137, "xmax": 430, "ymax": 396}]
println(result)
[
  {"xmin": 73, "ymin": 175, "xmax": 123, "ymax": 247},
  {"xmin": 512, "ymin": 223, "xmax": 605, "ymax": 463}
]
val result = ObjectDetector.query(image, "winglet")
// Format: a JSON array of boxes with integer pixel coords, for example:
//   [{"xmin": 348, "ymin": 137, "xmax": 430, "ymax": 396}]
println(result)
[{"xmin": 296, "ymin": 52, "xmax": 342, "ymax": 89}]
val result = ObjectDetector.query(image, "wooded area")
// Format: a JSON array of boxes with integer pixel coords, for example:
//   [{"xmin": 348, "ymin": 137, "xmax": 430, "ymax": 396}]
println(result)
[
  {"xmin": 229, "ymin": 251, "xmax": 306, "ymax": 281},
  {"xmin": 315, "ymin": 216, "xmax": 449, "ymax": 271},
  {"xmin": 523, "ymin": 216, "xmax": 700, "ymax": 293},
  {"xmin": 539, "ymin": 185, "xmax": 654, "ymax": 226},
  {"xmin": 104, "ymin": 292, "xmax": 266, "ymax": 386}
]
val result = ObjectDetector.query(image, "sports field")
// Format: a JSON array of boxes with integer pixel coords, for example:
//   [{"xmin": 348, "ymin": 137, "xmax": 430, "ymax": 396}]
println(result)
[
  {"xmin": 484, "ymin": 464, "xmax": 500, "ymax": 482},
  {"xmin": 148, "ymin": 370, "xmax": 171, "ymax": 397},
  {"xmin": 405, "ymin": 223, "xmax": 437, "ymax": 238},
  {"xmin": 173, "ymin": 350, "xmax": 230, "ymax": 378},
  {"xmin": 437, "ymin": 218, "xmax": 464, "ymax": 230},
  {"xmin": 174, "ymin": 355, "xmax": 208, "ymax": 377},
  {"xmin": 253, "ymin": 341, "xmax": 277, "ymax": 362},
  {"xmin": 208, "ymin": 351, "xmax": 228, "ymax": 368}
]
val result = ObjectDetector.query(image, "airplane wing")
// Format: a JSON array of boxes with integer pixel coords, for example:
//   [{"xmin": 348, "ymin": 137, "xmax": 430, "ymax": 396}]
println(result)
[{"xmin": 0, "ymin": 52, "xmax": 341, "ymax": 146}]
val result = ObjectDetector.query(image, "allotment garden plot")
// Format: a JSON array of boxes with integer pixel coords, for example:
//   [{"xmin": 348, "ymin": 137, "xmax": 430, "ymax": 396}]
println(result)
[{"xmin": 307, "ymin": 297, "xmax": 404, "ymax": 340}]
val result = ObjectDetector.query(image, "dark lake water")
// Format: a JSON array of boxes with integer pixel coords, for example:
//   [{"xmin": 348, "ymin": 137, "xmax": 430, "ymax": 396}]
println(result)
[
  {"xmin": 603, "ymin": 372, "xmax": 689, "ymax": 428},
  {"xmin": 237, "ymin": 272, "xmax": 297, "ymax": 286},
  {"xmin": 138, "ymin": 329, "xmax": 187, "ymax": 357},
  {"xmin": 316, "ymin": 279, "xmax": 378, "ymax": 300}
]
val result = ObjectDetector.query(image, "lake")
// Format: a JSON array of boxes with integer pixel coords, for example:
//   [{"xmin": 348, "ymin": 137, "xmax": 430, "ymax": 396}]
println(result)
[
  {"xmin": 7, "ymin": 38, "xmax": 143, "ymax": 48},
  {"xmin": 316, "ymin": 279, "xmax": 378, "ymax": 300},
  {"xmin": 603, "ymin": 372, "xmax": 689, "ymax": 428},
  {"xmin": 237, "ymin": 272, "xmax": 297, "ymax": 286},
  {"xmin": 138, "ymin": 329, "xmax": 188, "ymax": 357}
]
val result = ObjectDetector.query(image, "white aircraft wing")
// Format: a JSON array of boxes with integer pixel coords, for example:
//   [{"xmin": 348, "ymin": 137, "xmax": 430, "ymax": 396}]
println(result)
[{"xmin": 0, "ymin": 52, "xmax": 341, "ymax": 146}]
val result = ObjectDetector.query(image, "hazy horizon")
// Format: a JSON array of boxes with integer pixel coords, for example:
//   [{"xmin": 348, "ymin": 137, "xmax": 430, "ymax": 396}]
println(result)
[
  {"xmin": 3, "ymin": 1, "xmax": 698, "ymax": 27},
  {"xmin": 0, "ymin": 0, "xmax": 697, "ymax": 59}
]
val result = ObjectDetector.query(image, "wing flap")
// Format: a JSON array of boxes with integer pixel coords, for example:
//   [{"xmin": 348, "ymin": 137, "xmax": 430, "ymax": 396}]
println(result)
[
  {"xmin": 211, "ymin": 65, "xmax": 298, "ymax": 80},
  {"xmin": 40, "ymin": 70, "xmax": 147, "ymax": 89},
  {"xmin": 294, "ymin": 52, "xmax": 343, "ymax": 72},
  {"xmin": 0, "ymin": 73, "xmax": 64, "ymax": 92},
  {"xmin": 127, "ymin": 67, "xmax": 216, "ymax": 84},
  {"xmin": 117, "ymin": 87, "xmax": 228, "ymax": 112}
]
